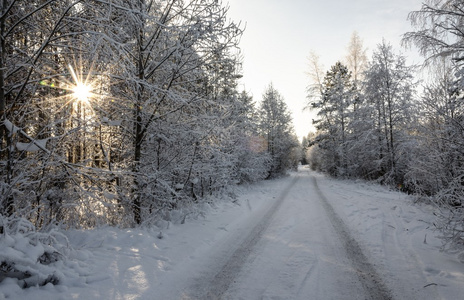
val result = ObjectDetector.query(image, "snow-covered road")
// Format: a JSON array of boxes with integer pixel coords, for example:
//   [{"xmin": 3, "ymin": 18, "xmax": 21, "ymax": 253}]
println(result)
[
  {"xmin": 4, "ymin": 167, "xmax": 464, "ymax": 299},
  {"xmin": 180, "ymin": 170, "xmax": 392, "ymax": 299}
]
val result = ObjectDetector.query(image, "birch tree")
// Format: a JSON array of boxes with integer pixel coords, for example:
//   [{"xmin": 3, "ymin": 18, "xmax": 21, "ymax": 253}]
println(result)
[
  {"xmin": 404, "ymin": 1, "xmax": 464, "ymax": 247},
  {"xmin": 345, "ymin": 31, "xmax": 368, "ymax": 84},
  {"xmin": 363, "ymin": 41, "xmax": 416, "ymax": 184}
]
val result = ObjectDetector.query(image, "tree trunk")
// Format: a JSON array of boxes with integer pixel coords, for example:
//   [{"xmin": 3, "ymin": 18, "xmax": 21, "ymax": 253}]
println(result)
[
  {"xmin": 132, "ymin": 3, "xmax": 145, "ymax": 224},
  {"xmin": 0, "ymin": 0, "xmax": 13, "ymax": 215}
]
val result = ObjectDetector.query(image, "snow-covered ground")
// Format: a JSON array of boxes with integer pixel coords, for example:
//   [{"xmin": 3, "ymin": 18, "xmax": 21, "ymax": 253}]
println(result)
[{"xmin": 1, "ymin": 167, "xmax": 464, "ymax": 299}]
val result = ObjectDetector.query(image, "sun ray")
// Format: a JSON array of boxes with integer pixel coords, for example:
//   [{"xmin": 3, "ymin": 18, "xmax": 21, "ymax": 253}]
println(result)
[
  {"xmin": 38, "ymin": 56, "xmax": 125, "ymax": 120},
  {"xmin": 68, "ymin": 64, "xmax": 95, "ymax": 105}
]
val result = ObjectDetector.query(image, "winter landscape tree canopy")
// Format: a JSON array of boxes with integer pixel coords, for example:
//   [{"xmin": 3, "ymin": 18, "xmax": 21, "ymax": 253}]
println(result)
[
  {"xmin": 305, "ymin": 0, "xmax": 464, "ymax": 250},
  {"xmin": 1, "ymin": 0, "xmax": 464, "ymax": 298},
  {"xmin": 0, "ymin": 0, "xmax": 300, "ymax": 229},
  {"xmin": 0, "ymin": 0, "xmax": 300, "ymax": 288}
]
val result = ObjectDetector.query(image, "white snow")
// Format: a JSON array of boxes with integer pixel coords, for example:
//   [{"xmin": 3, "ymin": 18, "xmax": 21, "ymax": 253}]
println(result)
[
  {"xmin": 1, "ymin": 166, "xmax": 463, "ymax": 299},
  {"xmin": 313, "ymin": 171, "xmax": 464, "ymax": 299},
  {"xmin": 16, "ymin": 139, "xmax": 49, "ymax": 152},
  {"xmin": 2, "ymin": 119, "xmax": 51, "ymax": 154},
  {"xmin": 3, "ymin": 119, "xmax": 18, "ymax": 135}
]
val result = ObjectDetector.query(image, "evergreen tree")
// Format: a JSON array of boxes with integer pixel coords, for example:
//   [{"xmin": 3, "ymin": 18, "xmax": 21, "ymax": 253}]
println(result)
[
  {"xmin": 257, "ymin": 84, "xmax": 298, "ymax": 178},
  {"xmin": 309, "ymin": 62, "xmax": 355, "ymax": 176}
]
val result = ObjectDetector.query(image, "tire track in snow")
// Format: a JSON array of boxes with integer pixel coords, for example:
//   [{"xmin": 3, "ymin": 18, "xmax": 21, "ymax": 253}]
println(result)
[
  {"xmin": 311, "ymin": 176, "xmax": 394, "ymax": 300},
  {"xmin": 192, "ymin": 175, "xmax": 300, "ymax": 299}
]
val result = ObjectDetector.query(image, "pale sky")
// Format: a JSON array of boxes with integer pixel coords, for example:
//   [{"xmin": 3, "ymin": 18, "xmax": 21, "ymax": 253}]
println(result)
[{"xmin": 227, "ymin": 0, "xmax": 424, "ymax": 140}]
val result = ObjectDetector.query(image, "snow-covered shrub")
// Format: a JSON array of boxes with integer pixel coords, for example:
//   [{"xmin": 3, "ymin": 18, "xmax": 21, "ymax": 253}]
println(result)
[
  {"xmin": 435, "ymin": 206, "xmax": 464, "ymax": 250},
  {"xmin": 432, "ymin": 177, "xmax": 464, "ymax": 249},
  {"xmin": 236, "ymin": 149, "xmax": 272, "ymax": 184},
  {"xmin": 0, "ymin": 215, "xmax": 70, "ymax": 288}
]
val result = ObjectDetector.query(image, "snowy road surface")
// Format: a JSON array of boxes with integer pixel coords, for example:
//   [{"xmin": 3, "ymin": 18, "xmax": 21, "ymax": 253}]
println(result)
[
  {"xmin": 4, "ymin": 167, "xmax": 464, "ymax": 299},
  {"xmin": 183, "ymin": 171, "xmax": 392, "ymax": 299}
]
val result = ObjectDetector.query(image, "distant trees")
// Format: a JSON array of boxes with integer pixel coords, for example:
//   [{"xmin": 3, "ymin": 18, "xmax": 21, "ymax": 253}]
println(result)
[
  {"xmin": 345, "ymin": 31, "xmax": 368, "ymax": 84},
  {"xmin": 306, "ymin": 41, "xmax": 416, "ymax": 184},
  {"xmin": 233, "ymin": 91, "xmax": 272, "ymax": 183},
  {"xmin": 258, "ymin": 84, "xmax": 299, "ymax": 178}
]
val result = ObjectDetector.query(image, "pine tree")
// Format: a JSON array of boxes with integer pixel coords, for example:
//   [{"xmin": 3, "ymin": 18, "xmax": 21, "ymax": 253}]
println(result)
[
  {"xmin": 310, "ymin": 62, "xmax": 355, "ymax": 176},
  {"xmin": 258, "ymin": 84, "xmax": 298, "ymax": 178}
]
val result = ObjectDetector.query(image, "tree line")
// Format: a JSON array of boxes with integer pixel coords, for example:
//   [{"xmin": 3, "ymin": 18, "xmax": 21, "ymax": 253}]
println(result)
[
  {"xmin": 305, "ymin": 0, "xmax": 464, "ymax": 248},
  {"xmin": 0, "ymin": 0, "xmax": 299, "ymax": 228}
]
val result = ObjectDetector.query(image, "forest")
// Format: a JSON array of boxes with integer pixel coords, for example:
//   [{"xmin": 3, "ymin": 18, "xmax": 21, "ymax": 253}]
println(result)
[
  {"xmin": 0, "ymin": 0, "xmax": 299, "ymax": 230},
  {"xmin": 304, "ymin": 1, "xmax": 464, "ymax": 249},
  {"xmin": 1, "ymin": 0, "xmax": 464, "ymax": 290}
]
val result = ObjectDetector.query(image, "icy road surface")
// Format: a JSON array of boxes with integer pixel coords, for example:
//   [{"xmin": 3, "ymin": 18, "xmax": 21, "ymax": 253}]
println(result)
[{"xmin": 5, "ymin": 167, "xmax": 464, "ymax": 299}]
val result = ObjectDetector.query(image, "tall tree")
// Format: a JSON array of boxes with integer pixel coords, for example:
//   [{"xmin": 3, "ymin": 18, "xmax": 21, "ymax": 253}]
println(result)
[
  {"xmin": 345, "ymin": 31, "xmax": 368, "ymax": 84},
  {"xmin": 258, "ymin": 84, "xmax": 298, "ymax": 178},
  {"xmin": 306, "ymin": 51, "xmax": 325, "ymax": 107},
  {"xmin": 363, "ymin": 41, "xmax": 416, "ymax": 184},
  {"xmin": 98, "ymin": 0, "xmax": 243, "ymax": 224},
  {"xmin": 309, "ymin": 62, "xmax": 355, "ymax": 176}
]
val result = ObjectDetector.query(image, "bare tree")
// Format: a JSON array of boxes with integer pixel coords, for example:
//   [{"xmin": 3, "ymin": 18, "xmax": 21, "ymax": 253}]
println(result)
[
  {"xmin": 345, "ymin": 31, "xmax": 368, "ymax": 83},
  {"xmin": 404, "ymin": 0, "xmax": 464, "ymax": 64},
  {"xmin": 305, "ymin": 50, "xmax": 325, "ymax": 109}
]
